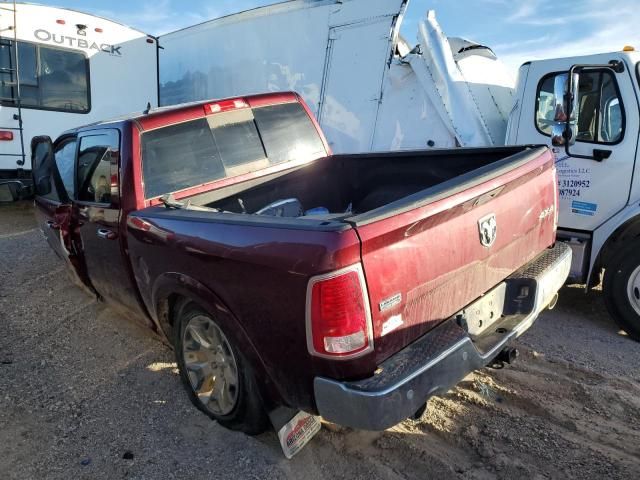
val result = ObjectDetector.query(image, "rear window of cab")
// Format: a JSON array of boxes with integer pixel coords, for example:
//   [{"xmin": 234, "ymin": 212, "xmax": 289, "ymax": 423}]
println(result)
[{"xmin": 141, "ymin": 102, "xmax": 326, "ymax": 199}]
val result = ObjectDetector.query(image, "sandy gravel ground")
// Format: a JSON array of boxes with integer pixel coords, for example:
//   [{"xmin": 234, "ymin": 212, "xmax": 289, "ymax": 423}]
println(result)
[{"xmin": 1, "ymin": 202, "xmax": 639, "ymax": 480}]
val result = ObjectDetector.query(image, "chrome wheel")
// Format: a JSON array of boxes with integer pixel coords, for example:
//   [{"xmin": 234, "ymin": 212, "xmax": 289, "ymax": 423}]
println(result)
[
  {"xmin": 627, "ymin": 265, "xmax": 640, "ymax": 316},
  {"xmin": 182, "ymin": 315, "xmax": 239, "ymax": 416}
]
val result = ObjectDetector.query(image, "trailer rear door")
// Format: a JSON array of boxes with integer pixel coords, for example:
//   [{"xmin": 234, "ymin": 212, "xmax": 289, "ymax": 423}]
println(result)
[{"xmin": 318, "ymin": 19, "xmax": 392, "ymax": 153}]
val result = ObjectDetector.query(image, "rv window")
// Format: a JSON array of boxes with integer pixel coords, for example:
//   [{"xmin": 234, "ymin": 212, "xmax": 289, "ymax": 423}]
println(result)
[
  {"xmin": 18, "ymin": 43, "xmax": 37, "ymax": 86},
  {"xmin": 535, "ymin": 70, "xmax": 624, "ymax": 144},
  {"xmin": 0, "ymin": 42, "xmax": 14, "ymax": 102},
  {"xmin": 0, "ymin": 40, "xmax": 89, "ymax": 113}
]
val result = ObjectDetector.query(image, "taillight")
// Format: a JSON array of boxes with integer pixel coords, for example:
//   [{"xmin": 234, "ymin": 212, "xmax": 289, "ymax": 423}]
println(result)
[
  {"xmin": 127, "ymin": 216, "xmax": 152, "ymax": 232},
  {"xmin": 0, "ymin": 130, "xmax": 13, "ymax": 141},
  {"xmin": 306, "ymin": 265, "xmax": 373, "ymax": 359}
]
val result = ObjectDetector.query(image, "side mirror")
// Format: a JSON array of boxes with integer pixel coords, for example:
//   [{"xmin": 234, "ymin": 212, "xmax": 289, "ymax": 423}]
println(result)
[
  {"xmin": 30, "ymin": 136, "xmax": 54, "ymax": 197},
  {"xmin": 550, "ymin": 73, "xmax": 579, "ymax": 147},
  {"xmin": 554, "ymin": 60, "xmax": 624, "ymax": 161}
]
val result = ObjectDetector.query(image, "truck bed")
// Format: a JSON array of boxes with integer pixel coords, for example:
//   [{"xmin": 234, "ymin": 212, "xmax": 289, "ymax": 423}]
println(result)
[{"xmin": 188, "ymin": 146, "xmax": 540, "ymax": 226}]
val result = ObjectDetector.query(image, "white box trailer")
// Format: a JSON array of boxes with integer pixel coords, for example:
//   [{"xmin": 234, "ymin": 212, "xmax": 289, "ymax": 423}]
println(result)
[
  {"xmin": 158, "ymin": 0, "xmax": 515, "ymax": 154},
  {"xmin": 0, "ymin": 2, "xmax": 158, "ymax": 199}
]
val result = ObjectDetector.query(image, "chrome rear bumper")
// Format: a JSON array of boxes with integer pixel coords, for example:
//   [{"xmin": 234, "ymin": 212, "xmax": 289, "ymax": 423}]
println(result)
[{"xmin": 313, "ymin": 243, "xmax": 572, "ymax": 430}]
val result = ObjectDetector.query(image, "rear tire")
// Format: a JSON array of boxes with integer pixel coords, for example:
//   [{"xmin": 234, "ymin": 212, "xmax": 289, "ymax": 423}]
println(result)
[
  {"xmin": 603, "ymin": 244, "xmax": 640, "ymax": 341},
  {"xmin": 174, "ymin": 302, "xmax": 269, "ymax": 434}
]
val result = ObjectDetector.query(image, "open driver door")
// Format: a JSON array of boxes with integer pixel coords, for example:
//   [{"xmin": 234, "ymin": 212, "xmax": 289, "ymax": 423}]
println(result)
[{"xmin": 31, "ymin": 135, "xmax": 95, "ymax": 295}]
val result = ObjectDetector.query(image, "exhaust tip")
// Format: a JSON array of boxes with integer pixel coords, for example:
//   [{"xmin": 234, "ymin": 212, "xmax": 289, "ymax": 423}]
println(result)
[{"xmin": 547, "ymin": 293, "xmax": 559, "ymax": 310}]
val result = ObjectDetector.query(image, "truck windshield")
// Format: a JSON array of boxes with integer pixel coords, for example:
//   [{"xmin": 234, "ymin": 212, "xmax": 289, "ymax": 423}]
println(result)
[
  {"xmin": 141, "ymin": 102, "xmax": 326, "ymax": 199},
  {"xmin": 0, "ymin": 40, "xmax": 90, "ymax": 113}
]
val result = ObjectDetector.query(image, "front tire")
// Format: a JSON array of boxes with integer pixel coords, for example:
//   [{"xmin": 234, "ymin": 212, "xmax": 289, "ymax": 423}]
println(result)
[
  {"xmin": 603, "ymin": 244, "xmax": 640, "ymax": 341},
  {"xmin": 174, "ymin": 302, "xmax": 269, "ymax": 434}
]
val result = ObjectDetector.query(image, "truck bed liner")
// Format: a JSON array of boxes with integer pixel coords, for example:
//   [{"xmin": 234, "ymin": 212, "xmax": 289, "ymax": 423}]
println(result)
[{"xmin": 177, "ymin": 146, "xmax": 546, "ymax": 229}]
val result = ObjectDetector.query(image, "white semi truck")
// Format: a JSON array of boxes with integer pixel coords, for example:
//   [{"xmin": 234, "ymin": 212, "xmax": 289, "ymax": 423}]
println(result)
[{"xmin": 506, "ymin": 48, "xmax": 640, "ymax": 340}]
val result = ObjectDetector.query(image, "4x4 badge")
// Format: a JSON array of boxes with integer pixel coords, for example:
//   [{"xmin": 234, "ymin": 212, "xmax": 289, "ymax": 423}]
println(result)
[{"xmin": 478, "ymin": 214, "xmax": 497, "ymax": 248}]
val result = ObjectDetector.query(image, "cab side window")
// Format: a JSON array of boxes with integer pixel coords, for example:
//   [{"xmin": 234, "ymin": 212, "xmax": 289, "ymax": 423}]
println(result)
[
  {"xmin": 48, "ymin": 138, "xmax": 77, "ymax": 201},
  {"xmin": 76, "ymin": 130, "xmax": 120, "ymax": 204},
  {"xmin": 536, "ymin": 70, "xmax": 624, "ymax": 144}
]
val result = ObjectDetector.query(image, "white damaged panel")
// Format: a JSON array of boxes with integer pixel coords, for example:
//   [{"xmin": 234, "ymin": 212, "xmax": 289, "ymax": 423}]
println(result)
[{"xmin": 159, "ymin": 1, "xmax": 515, "ymax": 153}]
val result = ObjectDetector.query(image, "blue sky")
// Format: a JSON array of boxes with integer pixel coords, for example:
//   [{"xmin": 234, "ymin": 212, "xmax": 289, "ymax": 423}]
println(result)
[{"xmin": 26, "ymin": 0, "xmax": 640, "ymax": 73}]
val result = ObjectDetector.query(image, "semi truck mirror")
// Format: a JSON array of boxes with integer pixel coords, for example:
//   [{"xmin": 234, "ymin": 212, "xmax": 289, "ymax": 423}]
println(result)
[
  {"xmin": 551, "ymin": 73, "xmax": 578, "ymax": 147},
  {"xmin": 561, "ymin": 60, "xmax": 623, "ymax": 161},
  {"xmin": 552, "ymin": 74, "xmax": 569, "ymax": 123}
]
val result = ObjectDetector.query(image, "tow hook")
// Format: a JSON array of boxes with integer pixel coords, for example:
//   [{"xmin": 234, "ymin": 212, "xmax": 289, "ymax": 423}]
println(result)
[{"xmin": 490, "ymin": 347, "xmax": 519, "ymax": 368}]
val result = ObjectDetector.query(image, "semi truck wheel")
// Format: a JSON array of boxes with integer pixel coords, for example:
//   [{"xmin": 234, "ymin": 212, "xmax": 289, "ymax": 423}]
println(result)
[
  {"xmin": 174, "ymin": 302, "xmax": 269, "ymax": 434},
  {"xmin": 603, "ymin": 245, "xmax": 640, "ymax": 341}
]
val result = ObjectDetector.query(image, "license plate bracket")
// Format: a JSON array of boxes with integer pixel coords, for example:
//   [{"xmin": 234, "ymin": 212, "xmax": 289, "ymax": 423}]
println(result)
[{"xmin": 457, "ymin": 282, "xmax": 507, "ymax": 337}]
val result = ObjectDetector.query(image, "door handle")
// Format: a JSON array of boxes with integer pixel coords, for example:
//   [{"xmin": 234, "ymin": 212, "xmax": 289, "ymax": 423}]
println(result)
[
  {"xmin": 97, "ymin": 229, "xmax": 117, "ymax": 240},
  {"xmin": 593, "ymin": 149, "xmax": 612, "ymax": 162},
  {"xmin": 46, "ymin": 220, "xmax": 60, "ymax": 230}
]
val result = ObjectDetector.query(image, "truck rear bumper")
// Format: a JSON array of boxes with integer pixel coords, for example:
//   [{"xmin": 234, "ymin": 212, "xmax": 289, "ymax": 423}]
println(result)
[{"xmin": 313, "ymin": 242, "xmax": 571, "ymax": 430}]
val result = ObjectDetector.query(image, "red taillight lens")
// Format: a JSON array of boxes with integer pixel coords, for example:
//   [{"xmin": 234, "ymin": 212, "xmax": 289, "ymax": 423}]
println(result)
[
  {"xmin": 0, "ymin": 130, "xmax": 13, "ymax": 141},
  {"xmin": 127, "ymin": 216, "xmax": 151, "ymax": 232},
  {"xmin": 307, "ymin": 266, "xmax": 372, "ymax": 358}
]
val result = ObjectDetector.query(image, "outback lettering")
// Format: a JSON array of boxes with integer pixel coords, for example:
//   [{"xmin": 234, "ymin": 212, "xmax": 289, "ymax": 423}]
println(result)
[{"xmin": 33, "ymin": 29, "xmax": 122, "ymax": 56}]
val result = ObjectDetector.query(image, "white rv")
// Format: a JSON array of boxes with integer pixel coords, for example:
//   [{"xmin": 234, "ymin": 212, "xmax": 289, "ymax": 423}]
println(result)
[
  {"xmin": 0, "ymin": 2, "xmax": 158, "ymax": 200},
  {"xmin": 158, "ymin": 0, "xmax": 515, "ymax": 154}
]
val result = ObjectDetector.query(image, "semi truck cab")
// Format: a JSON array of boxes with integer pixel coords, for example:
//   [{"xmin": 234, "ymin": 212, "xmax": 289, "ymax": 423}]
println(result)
[{"xmin": 507, "ymin": 48, "xmax": 640, "ymax": 339}]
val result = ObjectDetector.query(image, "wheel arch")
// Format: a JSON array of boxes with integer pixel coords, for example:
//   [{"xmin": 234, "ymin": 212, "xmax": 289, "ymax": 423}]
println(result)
[
  {"xmin": 149, "ymin": 272, "xmax": 280, "ymax": 404},
  {"xmin": 588, "ymin": 205, "xmax": 640, "ymax": 288}
]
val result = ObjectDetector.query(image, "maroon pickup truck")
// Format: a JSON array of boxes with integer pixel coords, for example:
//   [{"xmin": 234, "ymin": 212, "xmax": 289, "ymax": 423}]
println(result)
[{"xmin": 31, "ymin": 92, "xmax": 571, "ymax": 436}]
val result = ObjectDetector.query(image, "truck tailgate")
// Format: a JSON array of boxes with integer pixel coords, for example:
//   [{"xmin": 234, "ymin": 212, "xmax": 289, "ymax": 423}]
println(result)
[{"xmin": 354, "ymin": 148, "xmax": 557, "ymax": 364}]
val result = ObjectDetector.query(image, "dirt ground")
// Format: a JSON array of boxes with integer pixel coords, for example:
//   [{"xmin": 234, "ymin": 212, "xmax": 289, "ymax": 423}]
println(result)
[{"xmin": 1, "ymin": 202, "xmax": 639, "ymax": 480}]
